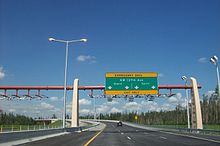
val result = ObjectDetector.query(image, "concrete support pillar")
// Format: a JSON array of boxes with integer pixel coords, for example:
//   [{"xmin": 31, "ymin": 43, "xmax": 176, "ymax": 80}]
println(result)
[
  {"xmin": 190, "ymin": 77, "xmax": 203, "ymax": 129},
  {"xmin": 71, "ymin": 79, "xmax": 79, "ymax": 127}
]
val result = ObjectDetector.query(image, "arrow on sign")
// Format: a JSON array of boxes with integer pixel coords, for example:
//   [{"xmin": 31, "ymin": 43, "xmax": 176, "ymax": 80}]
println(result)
[
  {"xmin": 134, "ymin": 86, "xmax": 139, "ymax": 89},
  {"xmin": 108, "ymin": 86, "xmax": 112, "ymax": 90},
  {"xmin": 151, "ymin": 86, "xmax": 155, "ymax": 89},
  {"xmin": 125, "ymin": 86, "xmax": 129, "ymax": 89}
]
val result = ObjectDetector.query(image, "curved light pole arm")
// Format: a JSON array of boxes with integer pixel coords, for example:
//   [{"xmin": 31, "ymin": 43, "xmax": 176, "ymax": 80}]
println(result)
[{"xmin": 69, "ymin": 39, "xmax": 87, "ymax": 43}]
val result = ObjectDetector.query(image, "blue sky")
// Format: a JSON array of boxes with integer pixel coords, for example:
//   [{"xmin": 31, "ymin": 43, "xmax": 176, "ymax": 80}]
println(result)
[{"xmin": 0, "ymin": 0, "xmax": 220, "ymax": 118}]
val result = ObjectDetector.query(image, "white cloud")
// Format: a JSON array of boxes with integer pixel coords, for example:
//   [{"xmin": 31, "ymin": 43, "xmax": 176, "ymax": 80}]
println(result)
[
  {"xmin": 110, "ymin": 107, "xmax": 122, "ymax": 113},
  {"xmin": 205, "ymin": 90, "xmax": 215, "ymax": 98},
  {"xmin": 198, "ymin": 57, "xmax": 207, "ymax": 63},
  {"xmin": 141, "ymin": 100, "xmax": 176, "ymax": 112},
  {"xmin": 160, "ymin": 103, "xmax": 173, "ymax": 111},
  {"xmin": 76, "ymin": 55, "xmax": 96, "ymax": 63},
  {"xmin": 40, "ymin": 102, "xmax": 54, "ymax": 109},
  {"xmin": 80, "ymin": 109, "xmax": 90, "ymax": 115},
  {"xmin": 50, "ymin": 108, "xmax": 62, "ymax": 113},
  {"xmin": 106, "ymin": 100, "xmax": 119, "ymax": 105},
  {"xmin": 168, "ymin": 96, "xmax": 178, "ymax": 103},
  {"xmin": 22, "ymin": 110, "xmax": 27, "ymax": 113},
  {"xmin": 34, "ymin": 110, "xmax": 41, "ymax": 114},
  {"xmin": 0, "ymin": 100, "xmax": 62, "ymax": 118},
  {"xmin": 175, "ymin": 93, "xmax": 182, "ymax": 99},
  {"xmin": 0, "ymin": 66, "xmax": 5, "ymax": 80},
  {"xmin": 167, "ymin": 93, "xmax": 186, "ymax": 108},
  {"xmin": 93, "ymin": 100, "xmax": 120, "ymax": 114},
  {"xmin": 96, "ymin": 104, "xmax": 110, "ymax": 113},
  {"xmin": 141, "ymin": 101, "xmax": 159, "ymax": 111},
  {"xmin": 8, "ymin": 109, "xmax": 16, "ymax": 112},
  {"xmin": 50, "ymin": 96, "xmax": 59, "ymax": 102},
  {"xmin": 79, "ymin": 98, "xmax": 91, "ymax": 105},
  {"xmin": 66, "ymin": 103, "xmax": 72, "ymax": 113},
  {"xmin": 123, "ymin": 102, "xmax": 141, "ymax": 111}
]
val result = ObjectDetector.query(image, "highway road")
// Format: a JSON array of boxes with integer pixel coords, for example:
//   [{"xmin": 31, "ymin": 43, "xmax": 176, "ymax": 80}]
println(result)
[{"xmin": 19, "ymin": 122, "xmax": 220, "ymax": 146}]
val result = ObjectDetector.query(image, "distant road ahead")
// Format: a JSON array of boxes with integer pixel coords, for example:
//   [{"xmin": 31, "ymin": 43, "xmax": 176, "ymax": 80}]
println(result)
[{"xmin": 20, "ymin": 122, "xmax": 220, "ymax": 146}]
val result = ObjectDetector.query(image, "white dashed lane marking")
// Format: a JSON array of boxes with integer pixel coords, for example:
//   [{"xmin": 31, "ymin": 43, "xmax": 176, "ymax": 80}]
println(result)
[
  {"xmin": 160, "ymin": 136, "xmax": 167, "ymax": 140},
  {"xmin": 144, "ymin": 132, "xmax": 155, "ymax": 136},
  {"xmin": 144, "ymin": 132, "xmax": 149, "ymax": 135}
]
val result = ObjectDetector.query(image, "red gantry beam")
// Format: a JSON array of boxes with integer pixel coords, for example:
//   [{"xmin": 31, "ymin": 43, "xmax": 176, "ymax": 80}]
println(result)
[{"xmin": 0, "ymin": 85, "xmax": 201, "ymax": 90}]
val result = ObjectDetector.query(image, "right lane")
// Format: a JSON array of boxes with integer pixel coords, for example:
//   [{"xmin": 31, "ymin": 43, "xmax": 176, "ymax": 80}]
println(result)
[{"xmin": 90, "ymin": 122, "xmax": 220, "ymax": 146}]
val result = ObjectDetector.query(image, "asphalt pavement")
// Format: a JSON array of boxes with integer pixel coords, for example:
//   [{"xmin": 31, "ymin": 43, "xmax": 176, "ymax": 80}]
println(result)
[
  {"xmin": 91, "ymin": 122, "xmax": 220, "ymax": 146},
  {"xmin": 17, "ymin": 122, "xmax": 220, "ymax": 146},
  {"xmin": 18, "ymin": 131, "xmax": 96, "ymax": 146}
]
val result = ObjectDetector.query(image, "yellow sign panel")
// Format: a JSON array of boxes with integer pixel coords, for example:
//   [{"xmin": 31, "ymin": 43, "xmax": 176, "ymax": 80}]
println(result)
[
  {"xmin": 135, "ymin": 115, "xmax": 138, "ymax": 120},
  {"xmin": 105, "ymin": 72, "xmax": 157, "ymax": 78},
  {"xmin": 105, "ymin": 90, "xmax": 158, "ymax": 95}
]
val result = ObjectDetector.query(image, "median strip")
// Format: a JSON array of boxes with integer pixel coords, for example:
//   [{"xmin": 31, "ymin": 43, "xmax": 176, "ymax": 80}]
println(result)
[{"xmin": 84, "ymin": 129, "xmax": 104, "ymax": 146}]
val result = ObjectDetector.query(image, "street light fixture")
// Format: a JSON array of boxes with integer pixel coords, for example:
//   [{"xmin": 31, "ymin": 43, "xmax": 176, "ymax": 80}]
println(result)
[
  {"xmin": 181, "ymin": 76, "xmax": 190, "ymax": 129},
  {"xmin": 181, "ymin": 76, "xmax": 187, "ymax": 81},
  {"xmin": 210, "ymin": 55, "xmax": 220, "ymax": 98},
  {"xmin": 48, "ymin": 37, "xmax": 87, "ymax": 129},
  {"xmin": 48, "ymin": 38, "xmax": 55, "ymax": 41}
]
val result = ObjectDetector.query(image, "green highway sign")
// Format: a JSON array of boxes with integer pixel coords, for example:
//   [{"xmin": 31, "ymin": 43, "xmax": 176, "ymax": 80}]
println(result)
[{"xmin": 105, "ymin": 72, "xmax": 158, "ymax": 95}]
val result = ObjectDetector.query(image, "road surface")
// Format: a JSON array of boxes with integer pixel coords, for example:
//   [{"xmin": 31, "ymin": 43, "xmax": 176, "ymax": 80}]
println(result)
[{"xmin": 19, "ymin": 122, "xmax": 220, "ymax": 146}]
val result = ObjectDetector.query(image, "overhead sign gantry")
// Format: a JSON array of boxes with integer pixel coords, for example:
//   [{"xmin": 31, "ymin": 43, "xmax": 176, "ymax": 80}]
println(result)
[
  {"xmin": 105, "ymin": 72, "xmax": 158, "ymax": 95},
  {"xmin": 0, "ymin": 77, "xmax": 203, "ymax": 129}
]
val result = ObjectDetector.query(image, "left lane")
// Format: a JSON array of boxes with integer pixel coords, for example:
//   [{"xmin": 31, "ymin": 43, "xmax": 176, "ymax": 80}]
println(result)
[
  {"xmin": 19, "ymin": 131, "xmax": 97, "ymax": 146},
  {"xmin": 17, "ymin": 122, "xmax": 106, "ymax": 146}
]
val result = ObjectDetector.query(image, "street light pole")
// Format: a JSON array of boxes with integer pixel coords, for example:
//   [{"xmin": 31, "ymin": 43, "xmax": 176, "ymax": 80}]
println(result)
[
  {"xmin": 210, "ymin": 56, "xmax": 220, "ymax": 98},
  {"xmin": 216, "ymin": 65, "xmax": 220, "ymax": 97},
  {"xmin": 93, "ymin": 95, "xmax": 96, "ymax": 121},
  {"xmin": 49, "ymin": 37, "xmax": 87, "ymax": 129},
  {"xmin": 181, "ymin": 76, "xmax": 190, "ymax": 128},
  {"xmin": 63, "ymin": 41, "xmax": 69, "ymax": 129}
]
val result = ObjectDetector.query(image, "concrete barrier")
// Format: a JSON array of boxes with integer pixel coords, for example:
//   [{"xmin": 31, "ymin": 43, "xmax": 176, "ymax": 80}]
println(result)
[{"xmin": 0, "ymin": 128, "xmax": 64, "ymax": 143}]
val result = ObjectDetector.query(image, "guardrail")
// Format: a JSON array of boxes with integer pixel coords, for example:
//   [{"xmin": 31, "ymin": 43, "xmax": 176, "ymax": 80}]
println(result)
[
  {"xmin": 122, "ymin": 122, "xmax": 220, "ymax": 136},
  {"xmin": 178, "ymin": 128, "xmax": 220, "ymax": 135},
  {"xmin": 0, "ymin": 125, "xmax": 62, "ymax": 133},
  {"xmin": 0, "ymin": 121, "xmax": 100, "ymax": 144}
]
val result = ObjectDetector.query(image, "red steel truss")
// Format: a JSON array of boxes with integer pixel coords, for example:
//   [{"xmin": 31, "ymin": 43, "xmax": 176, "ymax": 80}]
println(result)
[
  {"xmin": 0, "ymin": 85, "xmax": 201, "ymax": 99},
  {"xmin": 0, "ymin": 85, "xmax": 201, "ymax": 90}
]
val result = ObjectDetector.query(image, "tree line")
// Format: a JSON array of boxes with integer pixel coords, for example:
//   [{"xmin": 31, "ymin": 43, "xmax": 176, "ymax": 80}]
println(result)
[
  {"xmin": 1, "ymin": 88, "xmax": 219, "ymax": 126},
  {"xmin": 0, "ymin": 112, "xmax": 35, "ymax": 125},
  {"xmin": 82, "ymin": 89, "xmax": 220, "ymax": 125}
]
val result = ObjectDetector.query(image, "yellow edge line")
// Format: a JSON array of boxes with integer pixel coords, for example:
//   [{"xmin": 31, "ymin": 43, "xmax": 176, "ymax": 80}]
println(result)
[{"xmin": 84, "ymin": 129, "xmax": 105, "ymax": 146}]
